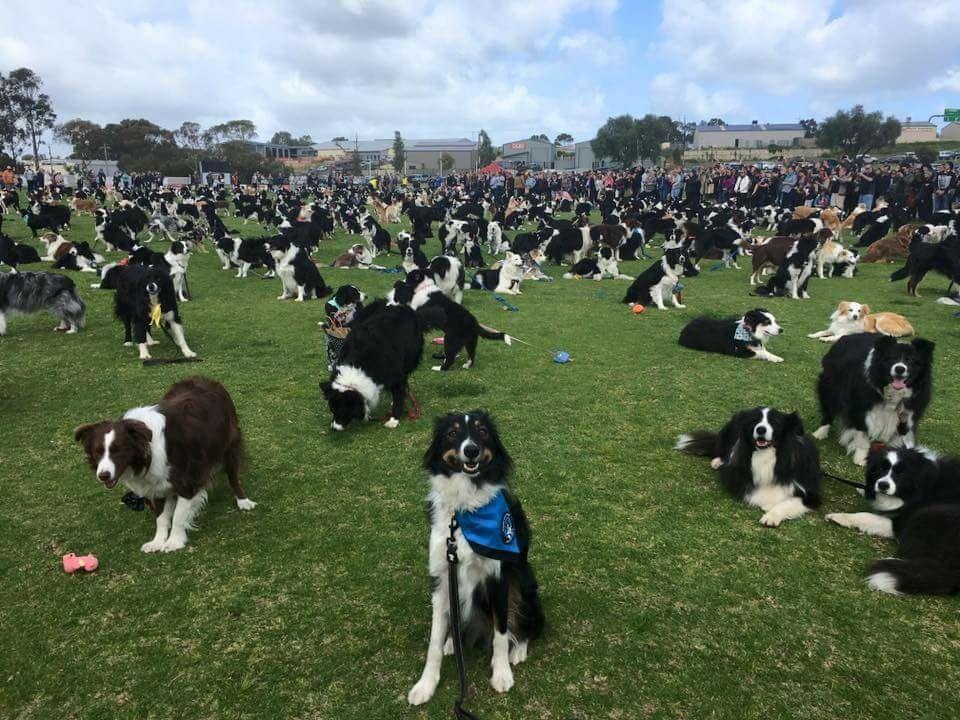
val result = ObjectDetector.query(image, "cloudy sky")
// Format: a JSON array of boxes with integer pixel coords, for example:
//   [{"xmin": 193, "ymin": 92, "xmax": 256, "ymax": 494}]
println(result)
[{"xmin": 2, "ymin": 0, "xmax": 959, "ymax": 149}]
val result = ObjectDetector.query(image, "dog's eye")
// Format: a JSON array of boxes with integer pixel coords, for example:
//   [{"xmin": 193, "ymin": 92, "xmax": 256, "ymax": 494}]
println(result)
[
  {"xmin": 446, "ymin": 429, "xmax": 458, "ymax": 440},
  {"xmin": 477, "ymin": 427, "xmax": 489, "ymax": 438}
]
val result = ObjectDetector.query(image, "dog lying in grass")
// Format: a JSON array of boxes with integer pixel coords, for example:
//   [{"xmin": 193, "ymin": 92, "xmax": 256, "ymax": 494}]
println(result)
[{"xmin": 808, "ymin": 301, "xmax": 914, "ymax": 343}]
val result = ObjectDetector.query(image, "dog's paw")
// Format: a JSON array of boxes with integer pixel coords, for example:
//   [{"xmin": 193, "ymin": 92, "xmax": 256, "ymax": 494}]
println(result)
[
  {"xmin": 431, "ymin": 365, "xmax": 442, "ymax": 372},
  {"xmin": 490, "ymin": 665, "xmax": 515, "ymax": 693},
  {"xmin": 812, "ymin": 425, "xmax": 830, "ymax": 440},
  {"xmin": 407, "ymin": 677, "xmax": 439, "ymax": 706},
  {"xmin": 182, "ymin": 349, "xmax": 198, "ymax": 359},
  {"xmin": 383, "ymin": 417, "xmax": 400, "ymax": 429},
  {"xmin": 509, "ymin": 641, "xmax": 528, "ymax": 665},
  {"xmin": 710, "ymin": 457, "xmax": 723, "ymax": 470},
  {"xmin": 160, "ymin": 535, "xmax": 187, "ymax": 553},
  {"xmin": 236, "ymin": 498, "xmax": 257, "ymax": 511},
  {"xmin": 443, "ymin": 637, "xmax": 454, "ymax": 656},
  {"xmin": 853, "ymin": 450, "xmax": 868, "ymax": 467},
  {"xmin": 759, "ymin": 509, "xmax": 783, "ymax": 527},
  {"xmin": 141, "ymin": 539, "xmax": 166, "ymax": 553}
]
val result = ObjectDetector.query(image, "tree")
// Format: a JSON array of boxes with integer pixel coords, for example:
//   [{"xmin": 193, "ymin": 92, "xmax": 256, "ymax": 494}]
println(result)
[
  {"xmin": 55, "ymin": 119, "xmax": 104, "ymax": 170},
  {"xmin": 332, "ymin": 136, "xmax": 348, "ymax": 143},
  {"xmin": 2, "ymin": 68, "xmax": 57, "ymax": 170},
  {"xmin": 707, "ymin": 118, "xmax": 726, "ymax": 126},
  {"xmin": 530, "ymin": 133, "xmax": 549, "ymax": 142},
  {"xmin": 554, "ymin": 133, "xmax": 574, "ymax": 146},
  {"xmin": 439, "ymin": 152, "xmax": 455, "ymax": 173},
  {"xmin": 270, "ymin": 130, "xmax": 295, "ymax": 145},
  {"xmin": 296, "ymin": 134, "xmax": 312, "ymax": 145},
  {"xmin": 915, "ymin": 147, "xmax": 938, "ymax": 165},
  {"xmin": 204, "ymin": 119, "xmax": 257, "ymax": 145},
  {"xmin": 799, "ymin": 118, "xmax": 818, "ymax": 138},
  {"xmin": 350, "ymin": 150, "xmax": 362, "ymax": 176},
  {"xmin": 816, "ymin": 105, "xmax": 901, "ymax": 158},
  {"xmin": 477, "ymin": 129, "xmax": 496, "ymax": 166},
  {"xmin": 175, "ymin": 121, "xmax": 205, "ymax": 150},
  {"xmin": 592, "ymin": 114, "xmax": 675, "ymax": 168},
  {"xmin": 391, "ymin": 131, "xmax": 406, "ymax": 173},
  {"xmin": 674, "ymin": 121, "xmax": 696, "ymax": 147}
]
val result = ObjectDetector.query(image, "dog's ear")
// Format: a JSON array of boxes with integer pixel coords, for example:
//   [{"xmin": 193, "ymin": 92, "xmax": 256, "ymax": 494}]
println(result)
[
  {"xmin": 123, "ymin": 419, "xmax": 153, "ymax": 448},
  {"xmin": 73, "ymin": 422, "xmax": 105, "ymax": 446},
  {"xmin": 874, "ymin": 335, "xmax": 897, "ymax": 353},
  {"xmin": 911, "ymin": 338, "xmax": 935, "ymax": 361},
  {"xmin": 783, "ymin": 412, "xmax": 805, "ymax": 437},
  {"xmin": 860, "ymin": 303, "xmax": 871, "ymax": 316}
]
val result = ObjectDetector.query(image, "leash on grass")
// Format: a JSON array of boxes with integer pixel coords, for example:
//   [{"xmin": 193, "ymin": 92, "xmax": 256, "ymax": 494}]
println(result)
[
  {"xmin": 447, "ymin": 515, "xmax": 482, "ymax": 720},
  {"xmin": 821, "ymin": 470, "xmax": 866, "ymax": 492}
]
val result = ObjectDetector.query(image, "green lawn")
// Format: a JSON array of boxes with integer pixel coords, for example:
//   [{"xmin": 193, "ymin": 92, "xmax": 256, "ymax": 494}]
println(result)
[{"xmin": 1, "ymin": 196, "xmax": 959, "ymax": 720}]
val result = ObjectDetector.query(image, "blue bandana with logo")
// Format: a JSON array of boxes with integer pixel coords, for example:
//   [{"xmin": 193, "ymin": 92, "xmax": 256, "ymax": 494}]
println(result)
[
  {"xmin": 733, "ymin": 320, "xmax": 754, "ymax": 343},
  {"xmin": 455, "ymin": 491, "xmax": 521, "ymax": 561}
]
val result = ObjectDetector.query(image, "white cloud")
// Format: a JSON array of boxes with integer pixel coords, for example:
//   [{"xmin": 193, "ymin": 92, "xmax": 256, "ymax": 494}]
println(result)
[
  {"xmin": 650, "ymin": 0, "xmax": 960, "ymax": 121},
  {"xmin": 929, "ymin": 67, "xmax": 960, "ymax": 93},
  {"xmin": 0, "ymin": 0, "xmax": 617, "ymax": 147}
]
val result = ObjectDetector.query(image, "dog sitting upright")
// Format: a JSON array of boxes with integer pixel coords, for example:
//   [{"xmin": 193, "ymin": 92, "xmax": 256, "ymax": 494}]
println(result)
[
  {"xmin": 676, "ymin": 407, "xmax": 822, "ymax": 526},
  {"xmin": 470, "ymin": 251, "xmax": 524, "ymax": 295},
  {"xmin": 408, "ymin": 411, "xmax": 544, "ymax": 706},
  {"xmin": 74, "ymin": 376, "xmax": 255, "ymax": 553}
]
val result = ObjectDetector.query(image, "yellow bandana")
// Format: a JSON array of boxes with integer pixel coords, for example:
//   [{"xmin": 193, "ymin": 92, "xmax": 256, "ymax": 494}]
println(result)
[{"xmin": 150, "ymin": 304, "xmax": 163, "ymax": 328}]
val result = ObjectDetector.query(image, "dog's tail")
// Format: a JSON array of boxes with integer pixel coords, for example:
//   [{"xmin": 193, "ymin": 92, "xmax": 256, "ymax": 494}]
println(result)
[
  {"xmin": 889, "ymin": 264, "xmax": 910, "ymax": 282},
  {"xmin": 478, "ymin": 324, "xmax": 512, "ymax": 345},
  {"xmin": 675, "ymin": 430, "xmax": 717, "ymax": 456},
  {"xmin": 867, "ymin": 558, "xmax": 960, "ymax": 596}
]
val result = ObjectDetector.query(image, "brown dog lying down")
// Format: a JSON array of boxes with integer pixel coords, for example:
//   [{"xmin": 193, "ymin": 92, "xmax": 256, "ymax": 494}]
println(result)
[
  {"xmin": 860, "ymin": 223, "xmax": 922, "ymax": 263},
  {"xmin": 808, "ymin": 301, "xmax": 914, "ymax": 342}
]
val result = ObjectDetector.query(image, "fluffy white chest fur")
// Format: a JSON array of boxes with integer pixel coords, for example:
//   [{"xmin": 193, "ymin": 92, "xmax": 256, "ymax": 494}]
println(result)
[
  {"xmin": 427, "ymin": 475, "xmax": 503, "ymax": 620},
  {"xmin": 745, "ymin": 448, "xmax": 793, "ymax": 510},
  {"xmin": 119, "ymin": 405, "xmax": 172, "ymax": 498},
  {"xmin": 865, "ymin": 386, "xmax": 912, "ymax": 442}
]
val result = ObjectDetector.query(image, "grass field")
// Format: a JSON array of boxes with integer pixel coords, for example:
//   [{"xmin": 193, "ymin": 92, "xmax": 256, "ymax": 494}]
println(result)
[{"xmin": 1, "ymin": 196, "xmax": 959, "ymax": 720}]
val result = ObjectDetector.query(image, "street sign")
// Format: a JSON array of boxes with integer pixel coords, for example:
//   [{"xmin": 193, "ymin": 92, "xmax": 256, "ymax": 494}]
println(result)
[{"xmin": 945, "ymin": 108, "xmax": 960, "ymax": 122}]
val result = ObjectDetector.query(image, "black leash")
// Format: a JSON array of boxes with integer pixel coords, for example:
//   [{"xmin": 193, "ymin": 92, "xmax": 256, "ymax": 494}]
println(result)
[
  {"xmin": 447, "ymin": 515, "xmax": 481, "ymax": 720},
  {"xmin": 822, "ymin": 470, "xmax": 866, "ymax": 491}
]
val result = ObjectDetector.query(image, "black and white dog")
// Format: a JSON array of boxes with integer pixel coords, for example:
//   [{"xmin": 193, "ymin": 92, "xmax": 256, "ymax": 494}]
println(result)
[
  {"xmin": 268, "ymin": 237, "xmax": 332, "ymax": 301},
  {"xmin": 360, "ymin": 214, "xmax": 392, "ymax": 255},
  {"xmin": 678, "ymin": 308, "xmax": 784, "ymax": 363},
  {"xmin": 321, "ymin": 304, "xmax": 424, "ymax": 430},
  {"xmin": 622, "ymin": 248, "xmax": 687, "ymax": 309},
  {"xmin": 429, "ymin": 255, "xmax": 465, "ymax": 303},
  {"xmin": 563, "ymin": 246, "xmax": 633, "ymax": 281},
  {"xmin": 470, "ymin": 252, "xmax": 524, "ymax": 295},
  {"xmin": 408, "ymin": 411, "xmax": 544, "ymax": 706},
  {"xmin": 0, "ymin": 234, "xmax": 41, "ymax": 272},
  {"xmin": 113, "ymin": 264, "xmax": 196, "ymax": 361},
  {"xmin": 754, "ymin": 235, "xmax": 819, "ymax": 299},
  {"xmin": 406, "ymin": 270, "xmax": 512, "ymax": 371},
  {"xmin": 814, "ymin": 334, "xmax": 934, "ymax": 465},
  {"xmin": 676, "ymin": 407, "xmax": 822, "ymax": 526},
  {"xmin": 0, "ymin": 271, "xmax": 86, "ymax": 336},
  {"xmin": 827, "ymin": 447, "xmax": 960, "ymax": 595}
]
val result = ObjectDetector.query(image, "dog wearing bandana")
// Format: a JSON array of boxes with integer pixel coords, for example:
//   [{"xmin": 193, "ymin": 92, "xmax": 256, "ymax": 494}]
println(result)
[{"xmin": 408, "ymin": 410, "xmax": 545, "ymax": 706}]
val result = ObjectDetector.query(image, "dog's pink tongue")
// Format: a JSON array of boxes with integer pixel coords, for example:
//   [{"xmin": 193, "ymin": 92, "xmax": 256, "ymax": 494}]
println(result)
[{"xmin": 892, "ymin": 378, "xmax": 907, "ymax": 390}]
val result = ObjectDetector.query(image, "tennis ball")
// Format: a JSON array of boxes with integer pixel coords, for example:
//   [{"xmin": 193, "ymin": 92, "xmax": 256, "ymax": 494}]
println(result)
[{"xmin": 631, "ymin": 304, "xmax": 645, "ymax": 314}]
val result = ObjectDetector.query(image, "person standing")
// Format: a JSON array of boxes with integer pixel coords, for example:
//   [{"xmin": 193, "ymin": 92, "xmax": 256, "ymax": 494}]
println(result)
[
  {"xmin": 933, "ymin": 163, "xmax": 955, "ymax": 212},
  {"xmin": 733, "ymin": 167, "xmax": 751, "ymax": 205},
  {"xmin": 779, "ymin": 164, "xmax": 798, "ymax": 208},
  {"xmin": 857, "ymin": 163, "xmax": 876, "ymax": 210}
]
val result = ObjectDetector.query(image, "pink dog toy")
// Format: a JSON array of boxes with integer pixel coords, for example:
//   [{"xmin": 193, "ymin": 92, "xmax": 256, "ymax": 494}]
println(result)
[{"xmin": 62, "ymin": 553, "xmax": 99, "ymax": 574}]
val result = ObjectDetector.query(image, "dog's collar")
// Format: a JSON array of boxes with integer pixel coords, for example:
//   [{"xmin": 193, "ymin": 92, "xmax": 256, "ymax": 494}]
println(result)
[
  {"xmin": 454, "ymin": 490, "xmax": 520, "ymax": 561},
  {"xmin": 734, "ymin": 320, "xmax": 755, "ymax": 342}
]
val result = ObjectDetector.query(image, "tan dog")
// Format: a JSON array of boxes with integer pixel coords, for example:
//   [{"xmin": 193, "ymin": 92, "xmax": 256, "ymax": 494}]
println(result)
[
  {"xmin": 792, "ymin": 206, "xmax": 841, "ymax": 233},
  {"xmin": 808, "ymin": 301, "xmax": 914, "ymax": 342},
  {"xmin": 860, "ymin": 223, "xmax": 921, "ymax": 263},
  {"xmin": 71, "ymin": 197, "xmax": 98, "ymax": 215}
]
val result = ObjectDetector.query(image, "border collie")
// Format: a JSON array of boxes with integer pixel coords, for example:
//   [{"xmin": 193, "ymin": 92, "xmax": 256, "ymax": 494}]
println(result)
[
  {"xmin": 361, "ymin": 214, "xmax": 392, "ymax": 255},
  {"xmin": 74, "ymin": 376, "xmax": 254, "ymax": 553},
  {"xmin": 814, "ymin": 334, "xmax": 934, "ymax": 465},
  {"xmin": 332, "ymin": 243, "xmax": 375, "ymax": 269},
  {"xmin": 268, "ymin": 238, "xmax": 332, "ymax": 301},
  {"xmin": 52, "ymin": 240, "xmax": 103, "ymax": 273},
  {"xmin": 0, "ymin": 271, "xmax": 86, "ymax": 335},
  {"xmin": 827, "ymin": 447, "xmax": 960, "ymax": 595},
  {"xmin": 165, "ymin": 240, "xmax": 192, "ymax": 302},
  {"xmin": 406, "ymin": 270, "xmax": 512, "ymax": 371},
  {"xmin": 0, "ymin": 234, "xmax": 41, "ymax": 272},
  {"xmin": 321, "ymin": 304, "xmax": 424, "ymax": 430},
  {"xmin": 470, "ymin": 252, "xmax": 524, "ymax": 295},
  {"xmin": 889, "ymin": 233, "xmax": 960, "ymax": 297},
  {"xmin": 402, "ymin": 245, "xmax": 428, "ymax": 274},
  {"xmin": 408, "ymin": 411, "xmax": 544, "ymax": 705},
  {"xmin": 755, "ymin": 235, "xmax": 818, "ymax": 299},
  {"xmin": 808, "ymin": 301, "xmax": 913, "ymax": 343},
  {"xmin": 216, "ymin": 236, "xmax": 274, "ymax": 278},
  {"xmin": 678, "ymin": 308, "xmax": 784, "ymax": 362},
  {"xmin": 563, "ymin": 247, "xmax": 633, "ymax": 280},
  {"xmin": 676, "ymin": 407, "xmax": 822, "ymax": 526},
  {"xmin": 429, "ymin": 255, "xmax": 465, "ymax": 303},
  {"xmin": 622, "ymin": 248, "xmax": 687, "ymax": 309},
  {"xmin": 114, "ymin": 264, "xmax": 196, "ymax": 361}
]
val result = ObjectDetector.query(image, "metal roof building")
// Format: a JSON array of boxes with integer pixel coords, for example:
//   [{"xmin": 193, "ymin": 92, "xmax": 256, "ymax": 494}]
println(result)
[{"xmin": 692, "ymin": 122, "xmax": 804, "ymax": 149}]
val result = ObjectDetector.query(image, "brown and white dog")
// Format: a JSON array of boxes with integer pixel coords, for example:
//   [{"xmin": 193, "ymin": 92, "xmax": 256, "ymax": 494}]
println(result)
[
  {"xmin": 816, "ymin": 238, "xmax": 858, "ymax": 278},
  {"xmin": 74, "ymin": 376, "xmax": 254, "ymax": 553},
  {"xmin": 807, "ymin": 301, "xmax": 914, "ymax": 342},
  {"xmin": 750, "ymin": 229, "xmax": 832, "ymax": 284},
  {"xmin": 860, "ymin": 223, "xmax": 921, "ymax": 264},
  {"xmin": 332, "ymin": 243, "xmax": 376, "ymax": 269}
]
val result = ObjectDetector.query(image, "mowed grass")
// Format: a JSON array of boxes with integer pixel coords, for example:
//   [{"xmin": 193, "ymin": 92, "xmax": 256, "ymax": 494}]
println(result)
[{"xmin": 1, "ymin": 194, "xmax": 959, "ymax": 720}]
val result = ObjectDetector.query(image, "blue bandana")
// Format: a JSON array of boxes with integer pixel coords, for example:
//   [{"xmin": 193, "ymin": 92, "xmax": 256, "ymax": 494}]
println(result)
[
  {"xmin": 734, "ymin": 321, "xmax": 754, "ymax": 342},
  {"xmin": 672, "ymin": 281, "xmax": 684, "ymax": 294},
  {"xmin": 455, "ymin": 491, "xmax": 521, "ymax": 560}
]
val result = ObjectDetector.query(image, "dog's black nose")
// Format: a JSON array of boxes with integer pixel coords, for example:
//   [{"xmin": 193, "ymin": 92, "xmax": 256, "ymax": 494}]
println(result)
[
  {"xmin": 876, "ymin": 479, "xmax": 891, "ymax": 493},
  {"xmin": 463, "ymin": 443, "xmax": 480, "ymax": 460},
  {"xmin": 893, "ymin": 363, "xmax": 907, "ymax": 377},
  {"xmin": 146, "ymin": 282, "xmax": 159, "ymax": 294},
  {"xmin": 98, "ymin": 471, "xmax": 112, "ymax": 482},
  {"xmin": 755, "ymin": 426, "xmax": 767, "ymax": 437}
]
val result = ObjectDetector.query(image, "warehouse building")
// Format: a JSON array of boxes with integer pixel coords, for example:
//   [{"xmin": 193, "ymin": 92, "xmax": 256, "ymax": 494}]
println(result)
[
  {"xmin": 404, "ymin": 138, "xmax": 477, "ymax": 172},
  {"xmin": 895, "ymin": 120, "xmax": 938, "ymax": 144},
  {"xmin": 691, "ymin": 122, "xmax": 804, "ymax": 149}
]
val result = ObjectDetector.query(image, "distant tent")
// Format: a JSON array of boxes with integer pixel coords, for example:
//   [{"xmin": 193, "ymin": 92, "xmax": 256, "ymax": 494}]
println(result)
[{"xmin": 478, "ymin": 161, "xmax": 506, "ymax": 175}]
